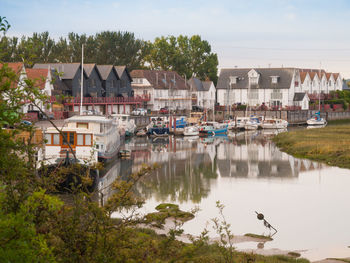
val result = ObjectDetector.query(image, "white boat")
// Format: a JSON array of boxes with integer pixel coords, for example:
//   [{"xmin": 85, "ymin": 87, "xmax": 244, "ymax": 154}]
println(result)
[
  {"xmin": 44, "ymin": 126, "xmax": 97, "ymax": 165},
  {"xmin": 65, "ymin": 115, "xmax": 120, "ymax": 161},
  {"xmin": 111, "ymin": 114, "xmax": 136, "ymax": 136},
  {"xmin": 184, "ymin": 126, "xmax": 199, "ymax": 136},
  {"xmin": 261, "ymin": 118, "xmax": 288, "ymax": 129},
  {"xmin": 307, "ymin": 113, "xmax": 327, "ymax": 126},
  {"xmin": 234, "ymin": 117, "xmax": 258, "ymax": 130}
]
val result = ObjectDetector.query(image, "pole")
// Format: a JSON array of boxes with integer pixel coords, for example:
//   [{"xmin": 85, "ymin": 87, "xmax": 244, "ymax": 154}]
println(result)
[{"xmin": 80, "ymin": 44, "xmax": 84, "ymax": 115}]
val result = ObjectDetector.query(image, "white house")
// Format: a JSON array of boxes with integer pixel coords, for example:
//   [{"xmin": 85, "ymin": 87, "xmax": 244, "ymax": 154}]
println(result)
[
  {"xmin": 131, "ymin": 70, "xmax": 191, "ymax": 111},
  {"xmin": 293, "ymin": 92, "xmax": 310, "ymax": 110},
  {"xmin": 188, "ymin": 77, "xmax": 216, "ymax": 110},
  {"xmin": 216, "ymin": 67, "xmax": 342, "ymax": 109},
  {"xmin": 25, "ymin": 67, "xmax": 53, "ymax": 113}
]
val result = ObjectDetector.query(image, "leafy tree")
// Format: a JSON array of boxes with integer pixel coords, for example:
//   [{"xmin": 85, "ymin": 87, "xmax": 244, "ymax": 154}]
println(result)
[{"xmin": 145, "ymin": 35, "xmax": 218, "ymax": 84}]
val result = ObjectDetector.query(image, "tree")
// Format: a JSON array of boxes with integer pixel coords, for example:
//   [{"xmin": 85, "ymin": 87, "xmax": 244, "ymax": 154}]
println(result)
[{"xmin": 145, "ymin": 35, "xmax": 219, "ymax": 84}]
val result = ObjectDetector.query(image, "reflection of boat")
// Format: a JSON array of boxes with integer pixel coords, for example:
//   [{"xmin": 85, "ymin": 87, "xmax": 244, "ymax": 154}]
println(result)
[
  {"xmin": 111, "ymin": 114, "xmax": 136, "ymax": 136},
  {"xmin": 150, "ymin": 131, "xmax": 169, "ymax": 137},
  {"xmin": 307, "ymin": 112, "xmax": 327, "ymax": 126},
  {"xmin": 118, "ymin": 149, "xmax": 131, "ymax": 159},
  {"xmin": 136, "ymin": 129, "xmax": 147, "ymax": 137},
  {"xmin": 307, "ymin": 124, "xmax": 327, "ymax": 129},
  {"xmin": 261, "ymin": 128, "xmax": 287, "ymax": 136},
  {"xmin": 261, "ymin": 118, "xmax": 288, "ymax": 129},
  {"xmin": 183, "ymin": 135, "xmax": 199, "ymax": 141},
  {"xmin": 184, "ymin": 126, "xmax": 199, "ymax": 136}
]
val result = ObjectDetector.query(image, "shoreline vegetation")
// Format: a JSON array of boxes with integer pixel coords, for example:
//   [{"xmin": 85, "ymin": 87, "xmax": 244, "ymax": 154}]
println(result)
[{"xmin": 273, "ymin": 124, "xmax": 350, "ymax": 169}]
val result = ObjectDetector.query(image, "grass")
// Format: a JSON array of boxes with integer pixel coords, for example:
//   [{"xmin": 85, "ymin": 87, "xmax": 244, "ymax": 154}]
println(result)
[
  {"xmin": 328, "ymin": 119, "xmax": 350, "ymax": 125},
  {"xmin": 244, "ymin": 233, "xmax": 273, "ymax": 241},
  {"xmin": 273, "ymin": 125, "xmax": 350, "ymax": 169}
]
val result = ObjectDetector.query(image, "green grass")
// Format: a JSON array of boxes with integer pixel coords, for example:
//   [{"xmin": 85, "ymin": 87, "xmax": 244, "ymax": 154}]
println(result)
[
  {"xmin": 244, "ymin": 233, "xmax": 273, "ymax": 241},
  {"xmin": 328, "ymin": 119, "xmax": 350, "ymax": 125},
  {"xmin": 273, "ymin": 125, "xmax": 350, "ymax": 169}
]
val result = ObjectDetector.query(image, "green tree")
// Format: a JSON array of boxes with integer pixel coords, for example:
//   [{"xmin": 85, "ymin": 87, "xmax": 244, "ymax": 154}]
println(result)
[{"xmin": 145, "ymin": 35, "xmax": 218, "ymax": 84}]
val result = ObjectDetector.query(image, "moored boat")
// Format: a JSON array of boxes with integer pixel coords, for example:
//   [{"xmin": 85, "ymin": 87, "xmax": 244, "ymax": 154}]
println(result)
[
  {"xmin": 261, "ymin": 118, "xmax": 288, "ymax": 129},
  {"xmin": 307, "ymin": 112, "xmax": 327, "ymax": 126},
  {"xmin": 184, "ymin": 126, "xmax": 199, "ymax": 136},
  {"xmin": 111, "ymin": 114, "xmax": 136, "ymax": 136}
]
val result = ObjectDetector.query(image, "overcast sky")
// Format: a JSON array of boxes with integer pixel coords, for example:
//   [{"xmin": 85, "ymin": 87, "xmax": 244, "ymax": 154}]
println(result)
[{"xmin": 2, "ymin": 0, "xmax": 350, "ymax": 77}]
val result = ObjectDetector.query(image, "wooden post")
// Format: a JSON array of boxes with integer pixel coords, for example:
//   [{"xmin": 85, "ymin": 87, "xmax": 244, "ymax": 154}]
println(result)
[{"xmin": 174, "ymin": 117, "xmax": 176, "ymax": 134}]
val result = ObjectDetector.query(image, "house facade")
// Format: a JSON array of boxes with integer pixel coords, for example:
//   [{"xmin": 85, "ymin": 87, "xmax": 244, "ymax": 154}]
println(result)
[
  {"xmin": 131, "ymin": 70, "xmax": 191, "ymax": 111},
  {"xmin": 115, "ymin": 66, "xmax": 133, "ymax": 97},
  {"xmin": 96, "ymin": 65, "xmax": 120, "ymax": 97},
  {"xmin": 216, "ymin": 67, "xmax": 342, "ymax": 109},
  {"xmin": 188, "ymin": 77, "xmax": 216, "ymax": 110}
]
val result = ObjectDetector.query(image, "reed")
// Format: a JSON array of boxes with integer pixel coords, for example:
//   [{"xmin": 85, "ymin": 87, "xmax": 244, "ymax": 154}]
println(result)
[{"xmin": 273, "ymin": 125, "xmax": 350, "ymax": 169}]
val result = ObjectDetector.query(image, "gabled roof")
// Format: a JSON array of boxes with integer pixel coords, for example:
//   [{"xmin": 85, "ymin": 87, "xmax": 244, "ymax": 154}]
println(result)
[
  {"xmin": 115, "ymin": 66, "xmax": 132, "ymax": 81},
  {"xmin": 300, "ymin": 72, "xmax": 308, "ymax": 84},
  {"xmin": 33, "ymin": 63, "xmax": 83, "ymax": 79},
  {"xmin": 189, "ymin": 77, "xmax": 204, "ymax": 92},
  {"xmin": 130, "ymin": 69, "xmax": 189, "ymax": 90},
  {"xmin": 26, "ymin": 68, "xmax": 48, "ymax": 90},
  {"xmin": 293, "ymin": 92, "xmax": 308, "ymax": 102},
  {"xmin": 96, "ymin": 65, "xmax": 119, "ymax": 80},
  {"xmin": 4, "ymin": 62, "xmax": 25, "ymax": 74},
  {"xmin": 308, "ymin": 72, "xmax": 318, "ymax": 80},
  {"xmin": 83, "ymin": 63, "xmax": 95, "ymax": 77},
  {"xmin": 326, "ymin": 73, "xmax": 333, "ymax": 81},
  {"xmin": 202, "ymin": 81, "xmax": 214, "ymax": 91},
  {"xmin": 333, "ymin": 73, "xmax": 340, "ymax": 80},
  {"xmin": 217, "ymin": 68, "xmax": 295, "ymax": 90}
]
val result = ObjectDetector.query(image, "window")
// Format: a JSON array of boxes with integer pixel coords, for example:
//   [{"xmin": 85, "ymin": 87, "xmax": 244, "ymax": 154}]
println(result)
[
  {"xmin": 91, "ymin": 79, "xmax": 96, "ymax": 88},
  {"xmin": 248, "ymin": 89, "xmax": 258, "ymax": 99},
  {"xmin": 85, "ymin": 134, "xmax": 92, "ymax": 145},
  {"xmin": 271, "ymin": 76, "xmax": 279, "ymax": 84},
  {"xmin": 62, "ymin": 132, "xmax": 75, "ymax": 147},
  {"xmin": 77, "ymin": 122, "xmax": 88, "ymax": 129},
  {"xmin": 100, "ymin": 124, "xmax": 104, "ymax": 133},
  {"xmin": 271, "ymin": 89, "xmax": 282, "ymax": 100},
  {"xmin": 77, "ymin": 134, "xmax": 84, "ymax": 145},
  {"xmin": 53, "ymin": 134, "xmax": 59, "ymax": 145},
  {"xmin": 45, "ymin": 134, "xmax": 52, "ymax": 144},
  {"xmin": 229, "ymin": 76, "xmax": 237, "ymax": 84},
  {"xmin": 250, "ymin": 77, "xmax": 258, "ymax": 85}
]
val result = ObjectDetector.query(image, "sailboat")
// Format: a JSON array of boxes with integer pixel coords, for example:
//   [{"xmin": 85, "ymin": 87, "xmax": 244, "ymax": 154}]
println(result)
[{"xmin": 307, "ymin": 75, "xmax": 327, "ymax": 126}]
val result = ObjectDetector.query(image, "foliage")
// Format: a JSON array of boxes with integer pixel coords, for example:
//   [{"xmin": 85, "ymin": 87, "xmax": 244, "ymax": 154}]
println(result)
[
  {"xmin": 244, "ymin": 233, "xmax": 273, "ymax": 241},
  {"xmin": 1, "ymin": 31, "xmax": 219, "ymax": 83},
  {"xmin": 145, "ymin": 35, "xmax": 218, "ymax": 84}
]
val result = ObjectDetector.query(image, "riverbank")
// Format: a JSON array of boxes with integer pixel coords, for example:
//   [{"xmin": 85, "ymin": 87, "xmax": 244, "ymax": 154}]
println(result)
[{"xmin": 273, "ymin": 125, "xmax": 350, "ymax": 169}]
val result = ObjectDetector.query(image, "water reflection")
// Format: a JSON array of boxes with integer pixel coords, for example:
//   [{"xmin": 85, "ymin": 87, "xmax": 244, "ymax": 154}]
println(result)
[
  {"xmin": 99, "ymin": 130, "xmax": 324, "ymax": 204},
  {"xmin": 99, "ymin": 130, "xmax": 350, "ymax": 260}
]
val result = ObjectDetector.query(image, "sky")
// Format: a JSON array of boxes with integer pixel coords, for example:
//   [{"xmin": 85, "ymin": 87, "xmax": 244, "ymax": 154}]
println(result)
[{"xmin": 2, "ymin": 0, "xmax": 350, "ymax": 77}]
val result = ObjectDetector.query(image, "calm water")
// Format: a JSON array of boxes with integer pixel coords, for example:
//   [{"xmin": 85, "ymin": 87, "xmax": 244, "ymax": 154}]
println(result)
[{"xmin": 99, "ymin": 130, "xmax": 350, "ymax": 261}]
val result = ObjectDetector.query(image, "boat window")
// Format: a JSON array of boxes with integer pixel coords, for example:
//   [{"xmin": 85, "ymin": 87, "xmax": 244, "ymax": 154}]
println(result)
[
  {"xmin": 77, "ymin": 122, "xmax": 88, "ymax": 129},
  {"xmin": 69, "ymin": 133, "xmax": 75, "ymax": 145},
  {"xmin": 53, "ymin": 134, "xmax": 59, "ymax": 145},
  {"xmin": 45, "ymin": 134, "xmax": 52, "ymax": 144},
  {"xmin": 85, "ymin": 134, "xmax": 92, "ymax": 145},
  {"xmin": 96, "ymin": 144, "xmax": 99, "ymax": 149},
  {"xmin": 100, "ymin": 124, "xmax": 104, "ymax": 133},
  {"xmin": 62, "ymin": 132, "xmax": 69, "ymax": 145},
  {"xmin": 62, "ymin": 132, "xmax": 75, "ymax": 147},
  {"xmin": 77, "ymin": 134, "xmax": 84, "ymax": 145}
]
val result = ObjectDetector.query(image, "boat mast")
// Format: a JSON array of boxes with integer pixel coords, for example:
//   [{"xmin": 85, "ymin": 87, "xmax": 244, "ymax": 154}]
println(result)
[
  {"xmin": 318, "ymin": 63, "xmax": 321, "ymax": 112},
  {"xmin": 80, "ymin": 44, "xmax": 84, "ymax": 115}
]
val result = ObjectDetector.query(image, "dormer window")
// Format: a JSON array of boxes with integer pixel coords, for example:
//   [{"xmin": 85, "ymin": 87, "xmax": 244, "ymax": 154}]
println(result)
[
  {"xmin": 271, "ymin": 76, "xmax": 279, "ymax": 84},
  {"xmin": 250, "ymin": 77, "xmax": 258, "ymax": 85},
  {"xmin": 229, "ymin": 76, "xmax": 238, "ymax": 85}
]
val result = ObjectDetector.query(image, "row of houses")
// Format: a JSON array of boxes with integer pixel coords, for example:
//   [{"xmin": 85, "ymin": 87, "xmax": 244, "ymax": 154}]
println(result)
[
  {"xmin": 130, "ymin": 69, "xmax": 216, "ymax": 111},
  {"xmin": 216, "ymin": 68, "xmax": 343, "ymax": 110},
  {"xmin": 1, "ymin": 62, "xmax": 345, "ymax": 115}
]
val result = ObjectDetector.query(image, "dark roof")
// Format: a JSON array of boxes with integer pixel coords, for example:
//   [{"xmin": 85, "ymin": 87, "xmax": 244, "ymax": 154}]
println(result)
[
  {"xmin": 130, "ymin": 69, "xmax": 190, "ymax": 90},
  {"xmin": 217, "ymin": 68, "xmax": 295, "ymax": 90},
  {"xmin": 202, "ymin": 81, "xmax": 214, "ymax": 91},
  {"xmin": 83, "ymin": 63, "xmax": 95, "ymax": 77},
  {"xmin": 115, "ymin": 66, "xmax": 132, "ymax": 82},
  {"xmin": 189, "ymin": 77, "xmax": 204, "ymax": 91},
  {"xmin": 96, "ymin": 65, "xmax": 119, "ymax": 80},
  {"xmin": 33, "ymin": 63, "xmax": 83, "ymax": 79},
  {"xmin": 293, "ymin": 92, "xmax": 307, "ymax": 102}
]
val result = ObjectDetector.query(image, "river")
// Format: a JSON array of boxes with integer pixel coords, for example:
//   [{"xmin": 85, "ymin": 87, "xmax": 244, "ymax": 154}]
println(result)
[{"xmin": 99, "ymin": 130, "xmax": 350, "ymax": 261}]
